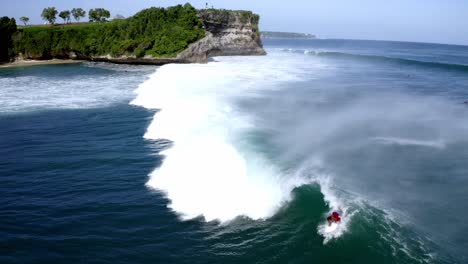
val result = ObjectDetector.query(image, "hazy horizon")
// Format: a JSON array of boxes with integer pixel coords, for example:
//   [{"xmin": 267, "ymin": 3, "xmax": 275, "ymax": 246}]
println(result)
[{"xmin": 2, "ymin": 0, "xmax": 468, "ymax": 46}]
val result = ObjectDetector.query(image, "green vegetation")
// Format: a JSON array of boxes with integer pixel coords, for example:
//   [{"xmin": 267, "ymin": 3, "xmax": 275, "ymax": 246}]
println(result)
[
  {"xmin": 20, "ymin": 16, "xmax": 29, "ymax": 26},
  {"xmin": 88, "ymin": 8, "xmax": 110, "ymax": 22},
  {"xmin": 14, "ymin": 4, "xmax": 205, "ymax": 59},
  {"xmin": 41, "ymin": 7, "xmax": 58, "ymax": 24},
  {"xmin": 251, "ymin": 14, "xmax": 260, "ymax": 35},
  {"xmin": 0, "ymin": 16, "xmax": 17, "ymax": 62},
  {"xmin": 71, "ymin": 8, "xmax": 86, "ymax": 22}
]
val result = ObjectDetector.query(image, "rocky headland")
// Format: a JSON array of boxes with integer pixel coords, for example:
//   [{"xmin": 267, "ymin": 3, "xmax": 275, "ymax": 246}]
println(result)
[{"xmin": 8, "ymin": 6, "xmax": 266, "ymax": 66}]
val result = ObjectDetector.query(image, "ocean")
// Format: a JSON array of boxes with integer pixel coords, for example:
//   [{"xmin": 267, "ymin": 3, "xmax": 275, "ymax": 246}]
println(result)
[{"xmin": 1, "ymin": 39, "xmax": 468, "ymax": 263}]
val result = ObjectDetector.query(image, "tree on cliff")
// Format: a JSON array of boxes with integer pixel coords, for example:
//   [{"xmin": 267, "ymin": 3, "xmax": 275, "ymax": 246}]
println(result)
[
  {"xmin": 88, "ymin": 8, "xmax": 111, "ymax": 22},
  {"xmin": 41, "ymin": 7, "xmax": 58, "ymax": 24},
  {"xmin": 0, "ymin": 17, "xmax": 17, "ymax": 62},
  {"xmin": 20, "ymin": 16, "xmax": 29, "ymax": 26},
  {"xmin": 71, "ymin": 8, "xmax": 86, "ymax": 22},
  {"xmin": 59, "ymin": 10, "xmax": 71, "ymax": 24}
]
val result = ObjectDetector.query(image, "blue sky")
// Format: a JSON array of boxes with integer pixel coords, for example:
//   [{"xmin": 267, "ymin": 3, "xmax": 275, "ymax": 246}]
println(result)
[{"xmin": 2, "ymin": 0, "xmax": 468, "ymax": 45}]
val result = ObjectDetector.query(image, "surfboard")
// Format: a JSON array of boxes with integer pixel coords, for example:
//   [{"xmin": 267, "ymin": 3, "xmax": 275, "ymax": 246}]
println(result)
[{"xmin": 324, "ymin": 222, "xmax": 338, "ymax": 233}]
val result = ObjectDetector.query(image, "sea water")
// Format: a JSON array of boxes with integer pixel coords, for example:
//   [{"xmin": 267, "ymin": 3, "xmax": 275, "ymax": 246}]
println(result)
[{"xmin": 2, "ymin": 39, "xmax": 468, "ymax": 263}]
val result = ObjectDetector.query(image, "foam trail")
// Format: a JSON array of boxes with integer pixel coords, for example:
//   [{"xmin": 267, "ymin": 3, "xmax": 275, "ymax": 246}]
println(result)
[
  {"xmin": 131, "ymin": 54, "xmax": 322, "ymax": 222},
  {"xmin": 372, "ymin": 137, "xmax": 445, "ymax": 149}
]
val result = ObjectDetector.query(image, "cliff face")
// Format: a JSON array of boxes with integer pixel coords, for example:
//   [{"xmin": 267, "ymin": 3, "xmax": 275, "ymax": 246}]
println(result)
[{"xmin": 177, "ymin": 10, "xmax": 266, "ymax": 63}]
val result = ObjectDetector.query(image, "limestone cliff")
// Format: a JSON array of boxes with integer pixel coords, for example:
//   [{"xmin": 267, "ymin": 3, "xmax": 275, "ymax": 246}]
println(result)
[{"xmin": 177, "ymin": 10, "xmax": 266, "ymax": 63}]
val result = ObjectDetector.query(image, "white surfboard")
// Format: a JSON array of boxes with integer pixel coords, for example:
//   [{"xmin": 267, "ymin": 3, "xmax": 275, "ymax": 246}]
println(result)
[{"xmin": 324, "ymin": 222, "xmax": 339, "ymax": 233}]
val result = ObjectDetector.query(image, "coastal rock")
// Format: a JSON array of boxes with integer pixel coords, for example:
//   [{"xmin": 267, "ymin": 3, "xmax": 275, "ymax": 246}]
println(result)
[{"xmin": 177, "ymin": 10, "xmax": 266, "ymax": 63}]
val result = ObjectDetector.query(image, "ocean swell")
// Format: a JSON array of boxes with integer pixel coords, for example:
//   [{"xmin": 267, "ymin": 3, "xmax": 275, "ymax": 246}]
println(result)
[{"xmin": 276, "ymin": 47, "xmax": 468, "ymax": 72}]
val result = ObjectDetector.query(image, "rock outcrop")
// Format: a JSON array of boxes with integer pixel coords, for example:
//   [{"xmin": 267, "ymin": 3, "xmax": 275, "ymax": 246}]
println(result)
[{"xmin": 177, "ymin": 10, "xmax": 266, "ymax": 63}]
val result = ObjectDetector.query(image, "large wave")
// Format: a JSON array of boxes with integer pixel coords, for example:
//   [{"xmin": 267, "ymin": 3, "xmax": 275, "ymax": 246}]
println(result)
[{"xmin": 130, "ymin": 54, "xmax": 330, "ymax": 222}]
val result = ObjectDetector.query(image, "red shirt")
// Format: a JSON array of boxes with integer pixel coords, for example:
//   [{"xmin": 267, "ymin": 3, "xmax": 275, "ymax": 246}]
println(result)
[{"xmin": 332, "ymin": 212, "xmax": 341, "ymax": 222}]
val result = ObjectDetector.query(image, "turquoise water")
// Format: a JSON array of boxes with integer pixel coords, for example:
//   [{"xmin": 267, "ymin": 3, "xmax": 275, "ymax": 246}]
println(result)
[{"xmin": 1, "ymin": 40, "xmax": 468, "ymax": 263}]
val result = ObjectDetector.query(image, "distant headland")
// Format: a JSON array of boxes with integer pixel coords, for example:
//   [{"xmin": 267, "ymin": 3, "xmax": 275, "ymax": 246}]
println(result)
[
  {"xmin": 0, "ymin": 3, "xmax": 266, "ymax": 66},
  {"xmin": 261, "ymin": 31, "xmax": 317, "ymax": 39}
]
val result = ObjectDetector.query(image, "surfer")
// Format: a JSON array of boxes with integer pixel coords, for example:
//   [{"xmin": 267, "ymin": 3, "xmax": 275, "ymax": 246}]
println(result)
[{"xmin": 327, "ymin": 211, "xmax": 341, "ymax": 226}]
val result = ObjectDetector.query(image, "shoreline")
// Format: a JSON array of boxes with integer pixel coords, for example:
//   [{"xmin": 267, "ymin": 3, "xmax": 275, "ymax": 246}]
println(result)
[{"xmin": 0, "ymin": 59, "xmax": 85, "ymax": 68}]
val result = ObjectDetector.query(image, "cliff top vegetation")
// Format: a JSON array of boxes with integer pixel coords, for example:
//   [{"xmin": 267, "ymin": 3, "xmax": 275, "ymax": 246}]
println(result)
[{"xmin": 13, "ymin": 3, "xmax": 205, "ymax": 59}]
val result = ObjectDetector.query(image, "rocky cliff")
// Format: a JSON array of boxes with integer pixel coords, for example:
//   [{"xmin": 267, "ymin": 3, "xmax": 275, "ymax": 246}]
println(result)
[{"xmin": 177, "ymin": 10, "xmax": 266, "ymax": 63}]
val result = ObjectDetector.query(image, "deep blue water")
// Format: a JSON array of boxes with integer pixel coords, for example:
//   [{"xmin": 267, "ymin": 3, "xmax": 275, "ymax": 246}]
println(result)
[{"xmin": 2, "ymin": 40, "xmax": 468, "ymax": 263}]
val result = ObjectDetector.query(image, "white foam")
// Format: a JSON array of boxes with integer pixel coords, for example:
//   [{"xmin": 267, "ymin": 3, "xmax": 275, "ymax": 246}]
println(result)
[
  {"xmin": 131, "ymin": 54, "xmax": 324, "ymax": 222},
  {"xmin": 0, "ymin": 63, "xmax": 154, "ymax": 114}
]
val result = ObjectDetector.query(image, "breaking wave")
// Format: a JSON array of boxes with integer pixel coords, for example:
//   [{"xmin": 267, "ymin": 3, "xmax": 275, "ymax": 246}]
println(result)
[{"xmin": 130, "ymin": 54, "xmax": 331, "ymax": 222}]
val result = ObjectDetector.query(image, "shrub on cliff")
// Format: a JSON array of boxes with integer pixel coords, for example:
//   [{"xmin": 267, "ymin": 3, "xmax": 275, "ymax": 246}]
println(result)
[
  {"xmin": 0, "ymin": 16, "xmax": 17, "ymax": 62},
  {"xmin": 14, "ymin": 3, "xmax": 205, "ymax": 59}
]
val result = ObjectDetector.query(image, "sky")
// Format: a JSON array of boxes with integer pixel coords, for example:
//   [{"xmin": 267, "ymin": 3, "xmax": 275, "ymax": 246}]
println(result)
[{"xmin": 1, "ymin": 0, "xmax": 468, "ymax": 45}]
